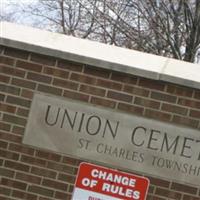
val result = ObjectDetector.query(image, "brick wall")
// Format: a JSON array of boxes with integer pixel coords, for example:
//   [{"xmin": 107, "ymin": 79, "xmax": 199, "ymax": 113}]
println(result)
[{"xmin": 0, "ymin": 45, "xmax": 200, "ymax": 200}]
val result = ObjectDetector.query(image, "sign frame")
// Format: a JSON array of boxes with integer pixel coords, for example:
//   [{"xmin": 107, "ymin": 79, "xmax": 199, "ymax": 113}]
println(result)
[{"xmin": 23, "ymin": 93, "xmax": 200, "ymax": 186}]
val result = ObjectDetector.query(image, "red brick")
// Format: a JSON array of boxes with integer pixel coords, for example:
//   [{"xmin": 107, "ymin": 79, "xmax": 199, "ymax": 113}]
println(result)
[
  {"xmin": 0, "ymin": 55, "xmax": 14, "ymax": 66},
  {"xmin": 139, "ymin": 78, "xmax": 165, "ymax": 91},
  {"xmin": 42, "ymin": 178, "xmax": 68, "ymax": 191},
  {"xmin": 148, "ymin": 185, "xmax": 155, "ymax": 194},
  {"xmin": 0, "ymin": 121, "xmax": 11, "ymax": 132},
  {"xmin": 145, "ymin": 109, "xmax": 171, "ymax": 122},
  {"xmin": 53, "ymin": 78, "xmax": 78, "ymax": 90},
  {"xmin": 0, "ymin": 64, "xmax": 25, "ymax": 77},
  {"xmin": 190, "ymin": 110, "xmax": 200, "ymax": 118},
  {"xmin": 84, "ymin": 65, "xmax": 110, "ymax": 78},
  {"xmin": 12, "ymin": 190, "xmax": 37, "ymax": 200},
  {"xmin": 124, "ymin": 85, "xmax": 149, "ymax": 97},
  {"xmin": 21, "ymin": 89, "xmax": 34, "ymax": 99},
  {"xmin": 0, "ymin": 74, "xmax": 10, "ymax": 83},
  {"xmin": 0, "ymin": 149, "xmax": 19, "ymax": 160},
  {"xmin": 63, "ymin": 90, "xmax": 89, "ymax": 102},
  {"xmin": 134, "ymin": 97, "xmax": 160, "ymax": 109},
  {"xmin": 62, "ymin": 156, "xmax": 79, "ymax": 165},
  {"xmin": 47, "ymin": 161, "xmax": 75, "ymax": 174},
  {"xmin": 70, "ymin": 72, "xmax": 96, "ymax": 84},
  {"xmin": 118, "ymin": 103, "xmax": 144, "ymax": 115},
  {"xmin": 107, "ymin": 91, "xmax": 132, "ymax": 103},
  {"xmin": 73, "ymin": 166, "xmax": 79, "ymax": 174},
  {"xmin": 27, "ymin": 72, "xmax": 52, "ymax": 83},
  {"xmin": 91, "ymin": 96, "xmax": 116, "ymax": 108},
  {"xmin": 6, "ymin": 95, "xmax": 31, "ymax": 107},
  {"xmin": 43, "ymin": 66, "xmax": 69, "ymax": 79},
  {"xmin": 151, "ymin": 91, "xmax": 177, "ymax": 103},
  {"xmin": 4, "ymin": 47, "xmax": 29, "ymax": 59},
  {"xmin": 111, "ymin": 72, "xmax": 138, "ymax": 84},
  {"xmin": 0, "ymin": 140, "xmax": 8, "ymax": 148},
  {"xmin": 178, "ymin": 98, "xmax": 200, "ymax": 109},
  {"xmin": 55, "ymin": 191, "xmax": 72, "ymax": 200},
  {"xmin": 31, "ymin": 166, "xmax": 57, "ymax": 179},
  {"xmin": 1, "ymin": 45, "xmax": 200, "ymax": 200},
  {"xmin": 58, "ymin": 173, "xmax": 76, "ymax": 184},
  {"xmin": 58, "ymin": 59, "xmax": 83, "ymax": 72},
  {"xmin": 31, "ymin": 53, "xmax": 56, "ymax": 66},
  {"xmin": 16, "ymin": 172, "xmax": 41, "ymax": 184},
  {"xmin": 167, "ymin": 85, "xmax": 193, "ymax": 97},
  {"xmin": 68, "ymin": 184, "xmax": 74, "ymax": 193},
  {"xmin": 12, "ymin": 126, "xmax": 25, "ymax": 135},
  {"xmin": 0, "ymin": 83, "xmax": 20, "ymax": 95},
  {"xmin": 37, "ymin": 84, "xmax": 62, "ymax": 96},
  {"xmin": 147, "ymin": 195, "xmax": 166, "ymax": 200},
  {"xmin": 0, "ymin": 131, "xmax": 22, "ymax": 143},
  {"xmin": 3, "ymin": 114, "xmax": 27, "ymax": 126},
  {"xmin": 28, "ymin": 185, "xmax": 54, "ymax": 197},
  {"xmin": 20, "ymin": 155, "xmax": 46, "ymax": 167},
  {"xmin": 5, "ymin": 160, "xmax": 30, "ymax": 172},
  {"xmin": 17, "ymin": 107, "xmax": 29, "ymax": 117},
  {"xmin": 9, "ymin": 143, "xmax": 34, "ymax": 156},
  {"xmin": 0, "ymin": 45, "xmax": 4, "ymax": 53},
  {"xmin": 16, "ymin": 60, "xmax": 42, "ymax": 72},
  {"xmin": 0, "ymin": 167, "xmax": 15, "ymax": 178},
  {"xmin": 183, "ymin": 195, "xmax": 200, "ymax": 200},
  {"xmin": 11, "ymin": 77, "xmax": 36, "ymax": 89},
  {"xmin": 38, "ymin": 197, "xmax": 55, "ymax": 200},
  {"xmin": 172, "ymin": 115, "xmax": 199, "ymax": 128},
  {"xmin": 1, "ymin": 178, "xmax": 27, "ymax": 190},
  {"xmin": 96, "ymin": 79, "xmax": 122, "ymax": 90},
  {"xmin": 0, "ymin": 185, "xmax": 11, "ymax": 196},
  {"xmin": 80, "ymin": 84, "xmax": 106, "ymax": 97},
  {"xmin": 0, "ymin": 102, "xmax": 16, "ymax": 113},
  {"xmin": 155, "ymin": 188, "xmax": 181, "ymax": 199},
  {"xmin": 161, "ymin": 103, "xmax": 188, "ymax": 115},
  {"xmin": 0, "ymin": 93, "xmax": 5, "ymax": 101},
  {"xmin": 194, "ymin": 91, "xmax": 200, "ymax": 100},
  {"xmin": 35, "ymin": 150, "xmax": 61, "ymax": 162},
  {"xmin": 171, "ymin": 182, "xmax": 197, "ymax": 195}
]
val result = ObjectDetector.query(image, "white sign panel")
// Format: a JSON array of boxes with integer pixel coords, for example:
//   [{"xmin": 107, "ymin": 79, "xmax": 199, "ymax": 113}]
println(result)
[{"xmin": 23, "ymin": 93, "xmax": 200, "ymax": 186}]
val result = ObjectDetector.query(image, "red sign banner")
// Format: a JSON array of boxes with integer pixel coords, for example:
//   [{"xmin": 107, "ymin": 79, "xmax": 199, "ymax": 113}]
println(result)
[{"xmin": 72, "ymin": 163, "xmax": 149, "ymax": 200}]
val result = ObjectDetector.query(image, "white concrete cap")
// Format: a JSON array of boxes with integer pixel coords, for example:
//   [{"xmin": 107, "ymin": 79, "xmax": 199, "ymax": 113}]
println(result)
[
  {"xmin": 161, "ymin": 58, "xmax": 200, "ymax": 89},
  {"xmin": 0, "ymin": 22, "xmax": 200, "ymax": 89}
]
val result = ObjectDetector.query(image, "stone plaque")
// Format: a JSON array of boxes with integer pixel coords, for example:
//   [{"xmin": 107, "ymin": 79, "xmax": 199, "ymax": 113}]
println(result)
[{"xmin": 23, "ymin": 93, "xmax": 200, "ymax": 186}]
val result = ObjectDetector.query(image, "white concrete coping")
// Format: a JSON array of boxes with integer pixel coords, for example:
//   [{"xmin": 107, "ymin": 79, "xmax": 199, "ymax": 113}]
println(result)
[{"xmin": 1, "ymin": 22, "xmax": 200, "ymax": 89}]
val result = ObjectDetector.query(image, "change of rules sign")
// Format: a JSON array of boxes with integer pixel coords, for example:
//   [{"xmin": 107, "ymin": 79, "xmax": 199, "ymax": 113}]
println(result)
[{"xmin": 72, "ymin": 163, "xmax": 149, "ymax": 200}]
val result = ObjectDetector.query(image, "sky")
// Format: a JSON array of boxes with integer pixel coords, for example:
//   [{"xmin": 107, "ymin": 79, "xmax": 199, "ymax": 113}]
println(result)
[
  {"xmin": 1, "ymin": 0, "xmax": 199, "ymax": 64},
  {"xmin": 1, "ymin": 0, "xmax": 43, "ymax": 26}
]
